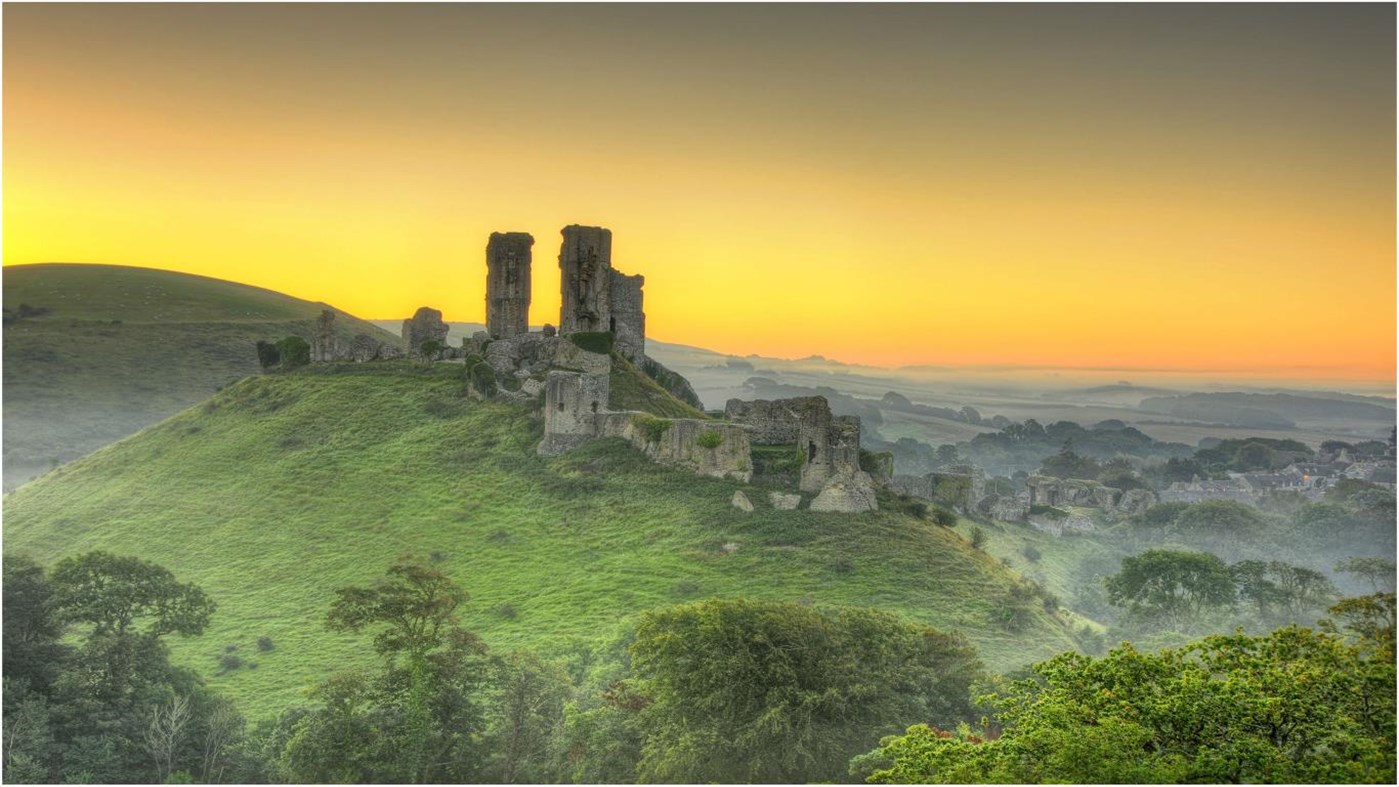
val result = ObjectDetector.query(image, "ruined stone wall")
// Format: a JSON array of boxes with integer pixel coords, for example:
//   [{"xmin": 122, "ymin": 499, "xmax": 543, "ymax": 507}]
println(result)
[
  {"xmin": 724, "ymin": 397, "xmax": 828, "ymax": 444},
  {"xmin": 559, "ymin": 225, "xmax": 612, "ymax": 334},
  {"xmin": 402, "ymin": 307, "xmax": 449, "ymax": 358},
  {"xmin": 888, "ymin": 474, "xmax": 934, "ymax": 500},
  {"xmin": 598, "ymin": 414, "xmax": 752, "ymax": 481},
  {"xmin": 608, "ymin": 269, "xmax": 645, "ymax": 360},
  {"xmin": 313, "ymin": 309, "xmax": 337, "ymax": 362},
  {"xmin": 486, "ymin": 232, "xmax": 533, "ymax": 339},
  {"xmin": 539, "ymin": 370, "xmax": 611, "ymax": 455}
]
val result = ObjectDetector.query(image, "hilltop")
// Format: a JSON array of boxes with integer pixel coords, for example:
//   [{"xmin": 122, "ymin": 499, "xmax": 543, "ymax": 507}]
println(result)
[
  {"xmin": 3, "ymin": 363, "xmax": 1081, "ymax": 719},
  {"xmin": 2, "ymin": 263, "xmax": 398, "ymax": 487}
]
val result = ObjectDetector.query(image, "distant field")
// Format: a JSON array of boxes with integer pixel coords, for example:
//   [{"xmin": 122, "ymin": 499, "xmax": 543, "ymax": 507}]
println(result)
[
  {"xmin": 3, "ymin": 264, "xmax": 398, "ymax": 488},
  {"xmin": 4, "ymin": 364, "xmax": 1081, "ymax": 719}
]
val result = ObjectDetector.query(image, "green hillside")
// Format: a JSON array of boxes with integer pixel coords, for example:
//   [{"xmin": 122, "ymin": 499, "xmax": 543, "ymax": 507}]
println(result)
[
  {"xmin": 3, "ymin": 363, "xmax": 1080, "ymax": 719},
  {"xmin": 3, "ymin": 263, "xmax": 399, "ymax": 487}
]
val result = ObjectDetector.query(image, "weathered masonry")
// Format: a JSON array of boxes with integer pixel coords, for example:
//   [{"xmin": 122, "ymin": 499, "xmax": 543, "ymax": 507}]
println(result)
[{"xmin": 485, "ymin": 232, "xmax": 533, "ymax": 339}]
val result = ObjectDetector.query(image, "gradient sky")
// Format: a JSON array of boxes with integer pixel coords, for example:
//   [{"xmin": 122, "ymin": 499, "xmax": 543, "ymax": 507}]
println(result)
[{"xmin": 4, "ymin": 3, "xmax": 1395, "ymax": 380}]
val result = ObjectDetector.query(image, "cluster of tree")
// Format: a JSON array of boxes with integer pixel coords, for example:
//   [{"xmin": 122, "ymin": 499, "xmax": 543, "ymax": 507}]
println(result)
[
  {"xmin": 1122, "ymin": 489, "xmax": 1395, "ymax": 570},
  {"xmin": 3, "ymin": 552, "xmax": 235, "ymax": 783},
  {"xmin": 1193, "ymin": 436, "xmax": 1314, "ymax": 473},
  {"xmin": 939, "ymin": 419, "xmax": 1191, "ymax": 478},
  {"xmin": 858, "ymin": 594, "xmax": 1397, "ymax": 783},
  {"xmin": 254, "ymin": 337, "xmax": 310, "ymax": 371},
  {"xmin": 1103, "ymin": 549, "xmax": 1345, "ymax": 633}
]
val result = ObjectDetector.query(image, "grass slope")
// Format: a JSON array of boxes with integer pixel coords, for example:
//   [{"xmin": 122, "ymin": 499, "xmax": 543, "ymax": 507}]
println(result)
[
  {"xmin": 3, "ymin": 263, "xmax": 399, "ymax": 487},
  {"xmin": 4, "ymin": 364, "xmax": 1079, "ymax": 719}
]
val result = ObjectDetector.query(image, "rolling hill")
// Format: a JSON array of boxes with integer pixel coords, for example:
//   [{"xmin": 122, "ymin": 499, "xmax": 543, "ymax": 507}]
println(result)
[
  {"xmin": 3, "ymin": 362, "xmax": 1082, "ymax": 719},
  {"xmin": 3, "ymin": 263, "xmax": 400, "ymax": 487}
]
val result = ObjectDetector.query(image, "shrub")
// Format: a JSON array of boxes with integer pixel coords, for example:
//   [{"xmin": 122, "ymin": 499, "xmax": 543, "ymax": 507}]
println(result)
[
  {"xmin": 830, "ymin": 557, "xmax": 855, "ymax": 574},
  {"xmin": 469, "ymin": 361, "xmax": 497, "ymax": 398},
  {"xmin": 418, "ymin": 339, "xmax": 442, "ymax": 360},
  {"xmin": 494, "ymin": 603, "xmax": 518, "ymax": 620},
  {"xmin": 277, "ymin": 336, "xmax": 311, "ymax": 369},
  {"xmin": 930, "ymin": 506, "xmax": 958, "ymax": 527},
  {"xmin": 255, "ymin": 340, "xmax": 281, "ymax": 369},
  {"xmin": 218, "ymin": 653, "xmax": 243, "ymax": 672},
  {"xmin": 257, "ymin": 636, "xmax": 274, "ymax": 652},
  {"xmin": 568, "ymin": 331, "xmax": 614, "ymax": 354},
  {"xmin": 1022, "ymin": 544, "xmax": 1043, "ymax": 563},
  {"xmin": 429, "ymin": 550, "xmax": 447, "ymax": 563},
  {"xmin": 970, "ymin": 527, "xmax": 987, "ymax": 550},
  {"xmin": 632, "ymin": 414, "xmax": 672, "ymax": 444},
  {"xmin": 673, "ymin": 581, "xmax": 701, "ymax": 598},
  {"xmin": 696, "ymin": 430, "xmax": 725, "ymax": 449}
]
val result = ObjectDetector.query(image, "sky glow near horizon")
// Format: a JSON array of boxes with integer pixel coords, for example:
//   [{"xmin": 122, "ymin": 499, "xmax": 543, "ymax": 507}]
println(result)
[{"xmin": 3, "ymin": 3, "xmax": 1395, "ymax": 381}]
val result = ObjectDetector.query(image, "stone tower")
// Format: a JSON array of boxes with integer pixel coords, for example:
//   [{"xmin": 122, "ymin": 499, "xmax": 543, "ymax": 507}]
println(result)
[
  {"xmin": 485, "ymin": 232, "xmax": 533, "ymax": 339},
  {"xmin": 558, "ymin": 225, "xmax": 612, "ymax": 334},
  {"xmin": 609, "ymin": 270, "xmax": 645, "ymax": 360}
]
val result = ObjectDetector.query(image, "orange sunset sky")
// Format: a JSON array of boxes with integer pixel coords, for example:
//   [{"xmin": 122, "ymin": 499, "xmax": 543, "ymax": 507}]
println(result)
[{"xmin": 3, "ymin": 3, "xmax": 1395, "ymax": 380}]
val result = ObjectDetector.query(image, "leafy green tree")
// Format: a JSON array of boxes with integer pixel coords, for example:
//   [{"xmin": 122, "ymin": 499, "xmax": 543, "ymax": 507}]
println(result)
[
  {"xmin": 49, "ymin": 552, "xmax": 215, "ymax": 640},
  {"xmin": 1105, "ymin": 549, "xmax": 1235, "ymax": 627},
  {"xmin": 281, "ymin": 558, "xmax": 489, "ymax": 783},
  {"xmin": 629, "ymin": 598, "xmax": 983, "ymax": 783},
  {"xmin": 3, "ymin": 555, "xmax": 69, "ymax": 695},
  {"xmin": 482, "ymin": 651, "xmax": 572, "ymax": 783},
  {"xmin": 276, "ymin": 335, "xmax": 311, "ymax": 369},
  {"xmin": 1038, "ymin": 446, "xmax": 1102, "ymax": 480},
  {"xmin": 863, "ymin": 623, "xmax": 1396, "ymax": 784}
]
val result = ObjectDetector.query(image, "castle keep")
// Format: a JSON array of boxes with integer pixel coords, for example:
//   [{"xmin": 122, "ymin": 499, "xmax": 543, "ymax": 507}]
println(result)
[{"xmin": 485, "ymin": 232, "xmax": 533, "ymax": 339}]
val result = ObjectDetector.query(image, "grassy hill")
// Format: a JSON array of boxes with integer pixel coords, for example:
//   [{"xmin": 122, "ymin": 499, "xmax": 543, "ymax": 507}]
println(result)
[
  {"xmin": 3, "ymin": 263, "xmax": 399, "ymax": 488},
  {"xmin": 3, "ymin": 363, "xmax": 1081, "ymax": 719}
]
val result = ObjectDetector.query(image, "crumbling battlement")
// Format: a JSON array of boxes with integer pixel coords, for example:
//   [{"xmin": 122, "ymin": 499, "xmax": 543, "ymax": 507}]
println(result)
[
  {"xmin": 608, "ymin": 269, "xmax": 645, "ymax": 360},
  {"xmin": 486, "ymin": 232, "xmax": 533, "ymax": 339},
  {"xmin": 559, "ymin": 225, "xmax": 613, "ymax": 334},
  {"xmin": 889, "ymin": 467, "xmax": 986, "ymax": 509}
]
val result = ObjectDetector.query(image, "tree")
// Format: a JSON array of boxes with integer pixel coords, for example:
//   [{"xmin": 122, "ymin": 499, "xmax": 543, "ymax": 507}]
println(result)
[
  {"xmin": 862, "ymin": 624, "xmax": 1396, "ymax": 784},
  {"xmin": 143, "ymin": 694, "xmax": 192, "ymax": 782},
  {"xmin": 3, "ymin": 555, "xmax": 69, "ymax": 695},
  {"xmin": 276, "ymin": 336, "xmax": 311, "ymax": 369},
  {"xmin": 282, "ymin": 558, "xmax": 489, "ymax": 783},
  {"xmin": 483, "ymin": 651, "xmax": 571, "ymax": 783},
  {"xmin": 418, "ymin": 339, "xmax": 443, "ymax": 363},
  {"xmin": 1105, "ymin": 549, "xmax": 1235, "ymax": 626},
  {"xmin": 628, "ymin": 599, "xmax": 983, "ymax": 783},
  {"xmin": 49, "ymin": 552, "xmax": 214, "ymax": 639},
  {"xmin": 1337, "ymin": 557, "xmax": 1397, "ymax": 592},
  {"xmin": 254, "ymin": 340, "xmax": 281, "ymax": 369}
]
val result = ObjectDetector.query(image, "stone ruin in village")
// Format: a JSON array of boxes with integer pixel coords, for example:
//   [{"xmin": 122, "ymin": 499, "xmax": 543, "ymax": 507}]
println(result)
[{"xmin": 301, "ymin": 223, "xmax": 1161, "ymax": 521}]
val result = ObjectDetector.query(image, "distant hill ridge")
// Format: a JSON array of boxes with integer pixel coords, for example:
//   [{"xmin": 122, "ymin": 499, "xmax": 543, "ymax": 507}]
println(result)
[{"xmin": 3, "ymin": 263, "xmax": 398, "ymax": 487}]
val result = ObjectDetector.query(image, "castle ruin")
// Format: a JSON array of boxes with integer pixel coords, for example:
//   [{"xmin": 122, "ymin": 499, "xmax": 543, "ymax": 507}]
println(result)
[
  {"xmin": 485, "ymin": 232, "xmax": 533, "ymax": 339},
  {"xmin": 298, "ymin": 223, "xmax": 879, "ymax": 513}
]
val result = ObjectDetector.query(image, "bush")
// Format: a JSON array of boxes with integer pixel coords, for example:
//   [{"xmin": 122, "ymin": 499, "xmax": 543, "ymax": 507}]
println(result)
[
  {"xmin": 632, "ymin": 414, "xmax": 672, "ymax": 444},
  {"xmin": 494, "ymin": 603, "xmax": 518, "ymax": 620},
  {"xmin": 568, "ymin": 331, "xmax": 615, "ymax": 354},
  {"xmin": 255, "ymin": 340, "xmax": 281, "ymax": 369},
  {"xmin": 277, "ymin": 336, "xmax": 311, "ymax": 369},
  {"xmin": 257, "ymin": 636, "xmax": 274, "ymax": 652},
  {"xmin": 931, "ymin": 506, "xmax": 958, "ymax": 527},
  {"xmin": 1022, "ymin": 544, "xmax": 1043, "ymax": 563},
  {"xmin": 696, "ymin": 430, "xmax": 725, "ymax": 449},
  {"xmin": 970, "ymin": 527, "xmax": 987, "ymax": 549},
  {"xmin": 469, "ymin": 361, "xmax": 498, "ymax": 398},
  {"xmin": 218, "ymin": 653, "xmax": 243, "ymax": 672}
]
